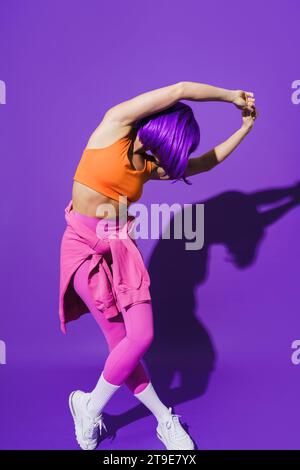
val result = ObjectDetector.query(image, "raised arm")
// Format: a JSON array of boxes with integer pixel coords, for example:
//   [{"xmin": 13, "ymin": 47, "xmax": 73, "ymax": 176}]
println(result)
[
  {"xmin": 184, "ymin": 107, "xmax": 258, "ymax": 177},
  {"xmin": 180, "ymin": 81, "xmax": 255, "ymax": 111},
  {"xmin": 104, "ymin": 82, "xmax": 184, "ymax": 126},
  {"xmin": 103, "ymin": 81, "xmax": 255, "ymax": 127}
]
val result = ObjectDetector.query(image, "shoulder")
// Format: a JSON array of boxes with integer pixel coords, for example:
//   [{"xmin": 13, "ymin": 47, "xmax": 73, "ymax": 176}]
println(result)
[{"xmin": 86, "ymin": 115, "xmax": 135, "ymax": 149}]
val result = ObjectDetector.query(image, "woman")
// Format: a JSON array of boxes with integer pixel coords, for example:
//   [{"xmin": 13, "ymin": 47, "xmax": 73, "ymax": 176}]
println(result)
[{"xmin": 59, "ymin": 81, "xmax": 257, "ymax": 451}]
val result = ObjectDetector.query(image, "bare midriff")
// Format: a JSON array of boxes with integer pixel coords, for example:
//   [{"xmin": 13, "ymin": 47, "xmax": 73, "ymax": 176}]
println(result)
[{"xmin": 72, "ymin": 181, "xmax": 128, "ymax": 219}]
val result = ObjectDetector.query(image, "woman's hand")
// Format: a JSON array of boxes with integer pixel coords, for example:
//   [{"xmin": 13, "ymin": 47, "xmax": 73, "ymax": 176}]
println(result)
[
  {"xmin": 232, "ymin": 90, "xmax": 255, "ymax": 111},
  {"xmin": 241, "ymin": 106, "xmax": 258, "ymax": 133}
]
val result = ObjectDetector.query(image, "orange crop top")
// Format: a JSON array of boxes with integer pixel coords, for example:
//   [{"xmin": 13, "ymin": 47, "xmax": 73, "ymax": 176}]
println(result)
[{"xmin": 73, "ymin": 132, "xmax": 157, "ymax": 203}]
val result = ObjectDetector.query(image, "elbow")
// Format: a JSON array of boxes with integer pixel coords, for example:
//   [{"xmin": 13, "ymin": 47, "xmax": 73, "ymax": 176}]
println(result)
[
  {"xmin": 210, "ymin": 149, "xmax": 221, "ymax": 167},
  {"xmin": 176, "ymin": 81, "xmax": 187, "ymax": 100}
]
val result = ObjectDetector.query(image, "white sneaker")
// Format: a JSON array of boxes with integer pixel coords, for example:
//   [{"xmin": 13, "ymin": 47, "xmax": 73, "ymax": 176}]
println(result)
[
  {"xmin": 69, "ymin": 390, "xmax": 107, "ymax": 450},
  {"xmin": 156, "ymin": 407, "xmax": 195, "ymax": 450}
]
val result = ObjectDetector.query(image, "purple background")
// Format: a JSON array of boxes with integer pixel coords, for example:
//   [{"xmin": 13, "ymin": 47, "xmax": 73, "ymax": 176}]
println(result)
[{"xmin": 0, "ymin": 0, "xmax": 300, "ymax": 450}]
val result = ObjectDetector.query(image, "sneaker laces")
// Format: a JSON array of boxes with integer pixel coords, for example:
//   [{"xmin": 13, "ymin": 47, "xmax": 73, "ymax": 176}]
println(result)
[
  {"xmin": 164, "ymin": 407, "xmax": 186, "ymax": 440},
  {"xmin": 84, "ymin": 413, "xmax": 107, "ymax": 440}
]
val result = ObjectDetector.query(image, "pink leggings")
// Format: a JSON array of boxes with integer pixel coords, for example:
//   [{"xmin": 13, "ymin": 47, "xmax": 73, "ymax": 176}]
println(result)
[{"xmin": 72, "ymin": 210, "xmax": 154, "ymax": 395}]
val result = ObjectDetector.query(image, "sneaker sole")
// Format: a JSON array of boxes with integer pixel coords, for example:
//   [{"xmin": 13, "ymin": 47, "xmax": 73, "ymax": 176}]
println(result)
[
  {"xmin": 156, "ymin": 430, "xmax": 195, "ymax": 451},
  {"xmin": 69, "ymin": 391, "xmax": 77, "ymax": 421}
]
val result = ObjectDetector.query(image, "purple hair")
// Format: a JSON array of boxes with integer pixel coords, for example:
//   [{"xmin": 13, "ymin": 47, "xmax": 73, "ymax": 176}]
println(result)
[{"xmin": 134, "ymin": 101, "xmax": 200, "ymax": 183}]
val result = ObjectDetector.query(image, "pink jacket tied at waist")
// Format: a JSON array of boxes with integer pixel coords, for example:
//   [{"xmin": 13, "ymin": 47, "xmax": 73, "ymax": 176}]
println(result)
[{"xmin": 59, "ymin": 201, "xmax": 151, "ymax": 333}]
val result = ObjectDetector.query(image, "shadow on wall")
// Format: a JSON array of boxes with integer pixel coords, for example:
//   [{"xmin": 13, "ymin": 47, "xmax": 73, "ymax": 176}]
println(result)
[
  {"xmin": 144, "ymin": 182, "xmax": 300, "ymax": 404},
  {"xmin": 144, "ymin": 183, "xmax": 300, "ymax": 406},
  {"xmin": 103, "ymin": 182, "xmax": 300, "ymax": 436}
]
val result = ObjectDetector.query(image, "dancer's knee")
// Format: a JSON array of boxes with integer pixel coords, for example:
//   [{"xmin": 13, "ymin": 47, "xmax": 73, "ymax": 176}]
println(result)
[{"xmin": 132, "ymin": 328, "xmax": 154, "ymax": 356}]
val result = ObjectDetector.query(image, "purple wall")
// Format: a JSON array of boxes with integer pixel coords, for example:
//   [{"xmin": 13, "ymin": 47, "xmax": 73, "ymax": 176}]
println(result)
[{"xmin": 0, "ymin": 0, "xmax": 299, "ymax": 450}]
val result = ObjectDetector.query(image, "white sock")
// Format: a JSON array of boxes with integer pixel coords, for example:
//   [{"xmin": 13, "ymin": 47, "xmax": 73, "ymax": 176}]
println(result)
[
  {"xmin": 134, "ymin": 382, "xmax": 172, "ymax": 422},
  {"xmin": 87, "ymin": 372, "xmax": 121, "ymax": 417}
]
